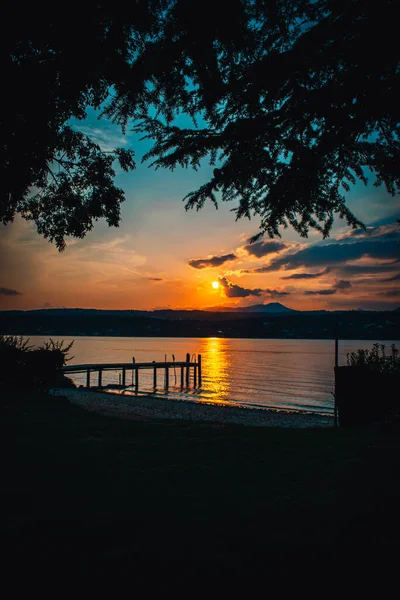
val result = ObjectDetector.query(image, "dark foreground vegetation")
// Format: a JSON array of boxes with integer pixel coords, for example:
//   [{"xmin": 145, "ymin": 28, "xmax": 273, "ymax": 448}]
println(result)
[
  {"xmin": 3, "ymin": 389, "xmax": 400, "ymax": 565},
  {"xmin": 0, "ymin": 335, "xmax": 74, "ymax": 389}
]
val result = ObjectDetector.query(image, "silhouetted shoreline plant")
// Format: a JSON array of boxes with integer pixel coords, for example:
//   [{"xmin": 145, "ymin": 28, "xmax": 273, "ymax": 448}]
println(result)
[
  {"xmin": 335, "ymin": 343, "xmax": 400, "ymax": 427},
  {"xmin": 346, "ymin": 343, "xmax": 400, "ymax": 375},
  {"xmin": 0, "ymin": 335, "xmax": 74, "ymax": 391}
]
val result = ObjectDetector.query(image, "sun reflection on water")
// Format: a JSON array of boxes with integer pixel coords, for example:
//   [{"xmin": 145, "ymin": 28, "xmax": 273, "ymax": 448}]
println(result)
[{"xmin": 201, "ymin": 337, "xmax": 231, "ymax": 404}]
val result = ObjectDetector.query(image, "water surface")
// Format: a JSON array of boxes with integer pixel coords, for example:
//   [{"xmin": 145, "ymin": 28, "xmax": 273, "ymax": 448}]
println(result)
[{"xmin": 29, "ymin": 336, "xmax": 399, "ymax": 415}]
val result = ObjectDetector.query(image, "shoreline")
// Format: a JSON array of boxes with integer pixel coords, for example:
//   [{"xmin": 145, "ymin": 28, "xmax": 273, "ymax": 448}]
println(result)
[{"xmin": 50, "ymin": 387, "xmax": 335, "ymax": 428}]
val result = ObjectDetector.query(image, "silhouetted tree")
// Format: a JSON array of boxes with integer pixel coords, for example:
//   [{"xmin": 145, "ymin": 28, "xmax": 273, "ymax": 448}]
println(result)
[{"xmin": 2, "ymin": 1, "xmax": 399, "ymax": 249}]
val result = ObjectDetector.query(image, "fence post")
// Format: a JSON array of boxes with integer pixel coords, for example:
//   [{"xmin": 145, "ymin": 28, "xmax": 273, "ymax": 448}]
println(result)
[
  {"xmin": 165, "ymin": 365, "xmax": 169, "ymax": 389},
  {"xmin": 135, "ymin": 368, "xmax": 139, "ymax": 393},
  {"xmin": 186, "ymin": 352, "xmax": 190, "ymax": 387},
  {"xmin": 198, "ymin": 354, "xmax": 202, "ymax": 386}
]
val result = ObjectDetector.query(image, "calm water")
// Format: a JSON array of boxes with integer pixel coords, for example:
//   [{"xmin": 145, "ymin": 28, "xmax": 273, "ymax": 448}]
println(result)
[{"xmin": 29, "ymin": 336, "xmax": 399, "ymax": 415}]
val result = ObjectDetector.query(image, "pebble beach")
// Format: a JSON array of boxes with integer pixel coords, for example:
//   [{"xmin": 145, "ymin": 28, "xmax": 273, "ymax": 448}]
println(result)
[{"xmin": 50, "ymin": 387, "xmax": 335, "ymax": 428}]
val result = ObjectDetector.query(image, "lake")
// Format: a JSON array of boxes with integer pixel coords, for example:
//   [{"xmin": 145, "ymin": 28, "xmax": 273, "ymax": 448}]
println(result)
[{"xmin": 29, "ymin": 336, "xmax": 399, "ymax": 415}]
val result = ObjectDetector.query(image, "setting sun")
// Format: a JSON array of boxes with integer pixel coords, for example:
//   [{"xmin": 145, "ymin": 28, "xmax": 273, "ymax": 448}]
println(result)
[{"xmin": 212, "ymin": 281, "xmax": 219, "ymax": 289}]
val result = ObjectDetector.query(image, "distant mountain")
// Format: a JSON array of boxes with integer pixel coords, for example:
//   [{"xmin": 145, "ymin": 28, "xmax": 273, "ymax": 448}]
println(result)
[{"xmin": 236, "ymin": 302, "xmax": 298, "ymax": 314}]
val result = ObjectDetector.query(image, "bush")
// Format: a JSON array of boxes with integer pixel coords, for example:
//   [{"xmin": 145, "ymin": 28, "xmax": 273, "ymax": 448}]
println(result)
[
  {"xmin": 336, "ymin": 344, "xmax": 400, "ymax": 427},
  {"xmin": 0, "ymin": 336, "xmax": 74, "ymax": 390},
  {"xmin": 346, "ymin": 343, "xmax": 400, "ymax": 375}
]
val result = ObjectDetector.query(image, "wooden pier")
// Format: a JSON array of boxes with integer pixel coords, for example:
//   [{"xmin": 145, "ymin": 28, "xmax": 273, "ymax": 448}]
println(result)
[{"xmin": 62, "ymin": 353, "xmax": 202, "ymax": 391}]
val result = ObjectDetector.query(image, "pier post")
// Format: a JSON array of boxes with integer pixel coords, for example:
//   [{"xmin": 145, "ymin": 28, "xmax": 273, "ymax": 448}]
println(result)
[
  {"xmin": 122, "ymin": 368, "xmax": 126, "ymax": 387},
  {"xmin": 198, "ymin": 354, "xmax": 202, "ymax": 386},
  {"xmin": 86, "ymin": 369, "xmax": 90, "ymax": 388},
  {"xmin": 193, "ymin": 359, "xmax": 197, "ymax": 387},
  {"xmin": 98, "ymin": 369, "xmax": 102, "ymax": 387},
  {"xmin": 165, "ymin": 366, "xmax": 169, "ymax": 389},
  {"xmin": 186, "ymin": 353, "xmax": 190, "ymax": 388},
  {"xmin": 153, "ymin": 362, "xmax": 157, "ymax": 388},
  {"xmin": 180, "ymin": 365, "xmax": 184, "ymax": 388},
  {"xmin": 134, "ymin": 368, "xmax": 139, "ymax": 393}
]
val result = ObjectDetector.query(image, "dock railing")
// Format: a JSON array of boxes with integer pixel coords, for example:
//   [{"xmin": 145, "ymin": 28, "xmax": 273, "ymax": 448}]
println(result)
[{"xmin": 62, "ymin": 353, "xmax": 202, "ymax": 391}]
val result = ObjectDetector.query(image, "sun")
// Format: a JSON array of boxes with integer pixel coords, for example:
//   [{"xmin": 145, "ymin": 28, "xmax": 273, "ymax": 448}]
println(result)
[{"xmin": 212, "ymin": 281, "xmax": 219, "ymax": 289}]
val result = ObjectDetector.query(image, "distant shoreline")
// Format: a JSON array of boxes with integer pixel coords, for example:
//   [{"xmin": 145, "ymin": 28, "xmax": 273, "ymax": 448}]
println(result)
[
  {"xmin": 2, "ymin": 304, "xmax": 399, "ymax": 341},
  {"xmin": 7, "ymin": 333, "xmax": 400, "ymax": 342},
  {"xmin": 50, "ymin": 387, "xmax": 335, "ymax": 429}
]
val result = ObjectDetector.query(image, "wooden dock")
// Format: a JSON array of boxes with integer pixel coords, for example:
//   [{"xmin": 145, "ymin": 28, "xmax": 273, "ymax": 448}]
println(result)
[{"xmin": 62, "ymin": 353, "xmax": 202, "ymax": 391}]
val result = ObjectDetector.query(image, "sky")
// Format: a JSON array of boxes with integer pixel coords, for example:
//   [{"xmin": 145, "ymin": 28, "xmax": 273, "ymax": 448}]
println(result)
[{"xmin": 1, "ymin": 109, "xmax": 399, "ymax": 312}]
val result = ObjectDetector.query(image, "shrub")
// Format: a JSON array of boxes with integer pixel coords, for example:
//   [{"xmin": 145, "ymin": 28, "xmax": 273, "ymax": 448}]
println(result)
[
  {"xmin": 346, "ymin": 343, "xmax": 400, "ymax": 375},
  {"xmin": 0, "ymin": 336, "xmax": 74, "ymax": 389},
  {"xmin": 337, "ymin": 343, "xmax": 400, "ymax": 427}
]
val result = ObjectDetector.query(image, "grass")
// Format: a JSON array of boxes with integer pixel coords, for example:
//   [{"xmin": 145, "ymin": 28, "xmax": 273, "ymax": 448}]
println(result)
[{"xmin": 2, "ymin": 389, "xmax": 400, "ymax": 564}]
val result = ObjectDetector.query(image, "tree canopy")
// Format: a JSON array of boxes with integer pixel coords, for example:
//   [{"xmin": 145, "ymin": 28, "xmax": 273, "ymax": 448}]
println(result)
[{"xmin": 2, "ymin": 0, "xmax": 399, "ymax": 249}]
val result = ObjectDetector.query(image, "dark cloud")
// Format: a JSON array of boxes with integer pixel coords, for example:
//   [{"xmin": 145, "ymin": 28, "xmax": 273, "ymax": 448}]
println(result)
[
  {"xmin": 218, "ymin": 277, "xmax": 288, "ymax": 299},
  {"xmin": 281, "ymin": 268, "xmax": 330, "ymax": 280},
  {"xmin": 264, "ymin": 237, "xmax": 400, "ymax": 272},
  {"xmin": 304, "ymin": 279, "xmax": 351, "ymax": 296},
  {"xmin": 188, "ymin": 253, "xmax": 237, "ymax": 269},
  {"xmin": 334, "ymin": 280, "xmax": 352, "ymax": 291},
  {"xmin": 148, "ymin": 277, "xmax": 163, "ymax": 281},
  {"xmin": 304, "ymin": 289, "xmax": 337, "ymax": 296},
  {"xmin": 381, "ymin": 273, "xmax": 400, "ymax": 282},
  {"xmin": 265, "ymin": 289, "xmax": 290, "ymax": 298},
  {"xmin": 0, "ymin": 287, "xmax": 22, "ymax": 296},
  {"xmin": 336, "ymin": 263, "xmax": 400, "ymax": 276},
  {"xmin": 345, "ymin": 227, "xmax": 373, "ymax": 238},
  {"xmin": 378, "ymin": 290, "xmax": 400, "ymax": 297},
  {"xmin": 241, "ymin": 266, "xmax": 272, "ymax": 274},
  {"xmin": 218, "ymin": 277, "xmax": 263, "ymax": 298},
  {"xmin": 340, "ymin": 223, "xmax": 400, "ymax": 240},
  {"xmin": 243, "ymin": 240, "xmax": 287, "ymax": 258}
]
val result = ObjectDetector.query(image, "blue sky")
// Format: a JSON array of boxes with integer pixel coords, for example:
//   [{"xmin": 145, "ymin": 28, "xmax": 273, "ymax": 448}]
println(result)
[{"xmin": 0, "ymin": 109, "xmax": 399, "ymax": 311}]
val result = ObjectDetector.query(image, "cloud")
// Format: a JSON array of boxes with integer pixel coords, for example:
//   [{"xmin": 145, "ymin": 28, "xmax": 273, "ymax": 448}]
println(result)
[
  {"xmin": 337, "ymin": 222, "xmax": 400, "ymax": 241},
  {"xmin": 241, "ymin": 266, "xmax": 273, "ymax": 274},
  {"xmin": 74, "ymin": 125, "xmax": 128, "ymax": 153},
  {"xmin": 334, "ymin": 280, "xmax": 352, "ymax": 292},
  {"xmin": 0, "ymin": 287, "xmax": 22, "ymax": 296},
  {"xmin": 263, "ymin": 237, "xmax": 400, "ymax": 272},
  {"xmin": 280, "ymin": 268, "xmax": 330, "ymax": 280},
  {"xmin": 243, "ymin": 240, "xmax": 287, "ymax": 258},
  {"xmin": 304, "ymin": 280, "xmax": 352, "ymax": 296},
  {"xmin": 336, "ymin": 263, "xmax": 400, "ymax": 276},
  {"xmin": 218, "ymin": 277, "xmax": 263, "ymax": 298},
  {"xmin": 148, "ymin": 277, "xmax": 163, "ymax": 282},
  {"xmin": 378, "ymin": 290, "xmax": 400, "ymax": 297},
  {"xmin": 82, "ymin": 235, "xmax": 133, "ymax": 251},
  {"xmin": 218, "ymin": 277, "xmax": 289, "ymax": 299},
  {"xmin": 381, "ymin": 273, "xmax": 400, "ymax": 282},
  {"xmin": 188, "ymin": 253, "xmax": 237, "ymax": 269},
  {"xmin": 264, "ymin": 289, "xmax": 291, "ymax": 298},
  {"xmin": 304, "ymin": 289, "xmax": 337, "ymax": 296}
]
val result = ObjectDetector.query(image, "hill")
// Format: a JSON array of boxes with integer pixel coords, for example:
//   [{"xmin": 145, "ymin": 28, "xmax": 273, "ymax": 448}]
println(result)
[
  {"xmin": 235, "ymin": 302, "xmax": 297, "ymax": 314},
  {"xmin": 0, "ymin": 306, "xmax": 399, "ymax": 340}
]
